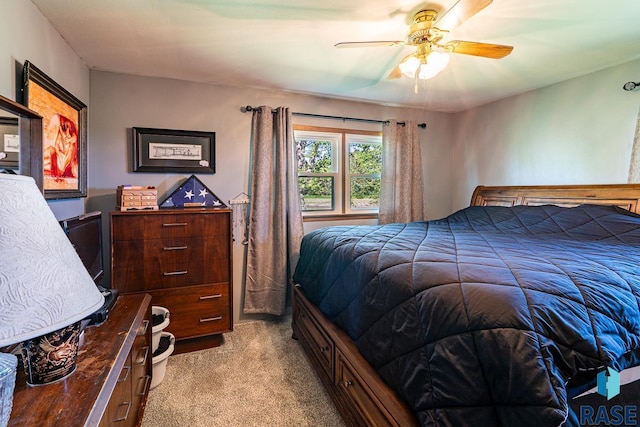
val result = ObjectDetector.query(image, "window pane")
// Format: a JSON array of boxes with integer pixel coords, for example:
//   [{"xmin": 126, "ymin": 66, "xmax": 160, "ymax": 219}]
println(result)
[
  {"xmin": 350, "ymin": 178, "xmax": 380, "ymax": 209},
  {"xmin": 349, "ymin": 142, "xmax": 382, "ymax": 175},
  {"xmin": 296, "ymin": 139, "xmax": 333, "ymax": 173},
  {"xmin": 298, "ymin": 176, "xmax": 334, "ymax": 211}
]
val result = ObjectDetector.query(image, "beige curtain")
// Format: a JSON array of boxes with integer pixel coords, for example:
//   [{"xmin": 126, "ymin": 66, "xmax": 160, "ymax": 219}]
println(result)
[
  {"xmin": 379, "ymin": 119, "xmax": 426, "ymax": 224},
  {"xmin": 243, "ymin": 106, "xmax": 304, "ymax": 316}
]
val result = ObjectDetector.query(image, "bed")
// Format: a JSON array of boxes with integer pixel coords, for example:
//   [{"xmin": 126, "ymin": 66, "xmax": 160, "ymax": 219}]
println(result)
[{"xmin": 291, "ymin": 184, "xmax": 640, "ymax": 427}]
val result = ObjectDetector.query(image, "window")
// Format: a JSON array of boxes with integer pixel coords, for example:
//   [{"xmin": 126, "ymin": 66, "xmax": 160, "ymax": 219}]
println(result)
[
  {"xmin": 294, "ymin": 125, "xmax": 382, "ymax": 218},
  {"xmin": 347, "ymin": 135, "xmax": 382, "ymax": 212}
]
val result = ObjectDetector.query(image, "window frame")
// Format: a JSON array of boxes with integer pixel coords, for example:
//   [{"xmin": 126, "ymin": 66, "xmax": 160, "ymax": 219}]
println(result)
[
  {"xmin": 294, "ymin": 125, "xmax": 382, "ymax": 220},
  {"xmin": 345, "ymin": 133, "xmax": 382, "ymax": 215},
  {"xmin": 294, "ymin": 129, "xmax": 342, "ymax": 214}
]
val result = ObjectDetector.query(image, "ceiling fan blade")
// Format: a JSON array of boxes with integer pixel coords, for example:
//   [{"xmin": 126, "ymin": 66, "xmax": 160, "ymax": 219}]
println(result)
[
  {"xmin": 445, "ymin": 40, "xmax": 513, "ymax": 59},
  {"xmin": 435, "ymin": 0, "xmax": 492, "ymax": 31},
  {"xmin": 335, "ymin": 41, "xmax": 405, "ymax": 48},
  {"xmin": 386, "ymin": 65, "xmax": 403, "ymax": 79}
]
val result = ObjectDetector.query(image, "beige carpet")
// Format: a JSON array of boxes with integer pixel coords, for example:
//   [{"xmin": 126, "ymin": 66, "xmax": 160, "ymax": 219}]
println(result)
[{"xmin": 141, "ymin": 317, "xmax": 345, "ymax": 427}]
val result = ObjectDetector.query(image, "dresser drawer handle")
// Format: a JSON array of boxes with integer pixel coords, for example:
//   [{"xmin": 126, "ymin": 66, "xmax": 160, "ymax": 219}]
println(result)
[
  {"xmin": 162, "ymin": 222, "xmax": 188, "ymax": 227},
  {"xmin": 164, "ymin": 245, "xmax": 188, "ymax": 251},
  {"xmin": 343, "ymin": 380, "xmax": 353, "ymax": 388},
  {"xmin": 163, "ymin": 270, "xmax": 188, "ymax": 276},
  {"xmin": 199, "ymin": 294, "xmax": 222, "ymax": 300},
  {"xmin": 118, "ymin": 365, "xmax": 130, "ymax": 383},
  {"xmin": 137, "ymin": 375, "xmax": 151, "ymax": 397},
  {"xmin": 137, "ymin": 346, "xmax": 149, "ymax": 366},
  {"xmin": 113, "ymin": 401, "xmax": 131, "ymax": 422},
  {"xmin": 139, "ymin": 319, "xmax": 149, "ymax": 336},
  {"xmin": 200, "ymin": 316, "xmax": 223, "ymax": 323}
]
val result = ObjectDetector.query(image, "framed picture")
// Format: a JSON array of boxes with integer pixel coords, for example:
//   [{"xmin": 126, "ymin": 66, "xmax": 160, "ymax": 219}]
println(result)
[
  {"xmin": 0, "ymin": 117, "xmax": 19, "ymax": 170},
  {"xmin": 132, "ymin": 127, "xmax": 215, "ymax": 173},
  {"xmin": 22, "ymin": 61, "xmax": 87, "ymax": 199}
]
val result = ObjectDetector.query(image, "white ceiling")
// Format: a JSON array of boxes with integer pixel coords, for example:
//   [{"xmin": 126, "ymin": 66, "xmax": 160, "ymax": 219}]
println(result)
[{"xmin": 31, "ymin": 0, "xmax": 640, "ymax": 113}]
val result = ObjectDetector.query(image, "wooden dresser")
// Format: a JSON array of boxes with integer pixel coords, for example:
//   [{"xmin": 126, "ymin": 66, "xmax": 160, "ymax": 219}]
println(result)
[
  {"xmin": 9, "ymin": 294, "xmax": 152, "ymax": 427},
  {"xmin": 110, "ymin": 208, "xmax": 233, "ymax": 353}
]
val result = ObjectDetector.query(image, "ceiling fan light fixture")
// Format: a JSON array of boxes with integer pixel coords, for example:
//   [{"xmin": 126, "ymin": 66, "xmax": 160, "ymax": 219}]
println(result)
[
  {"xmin": 418, "ymin": 51, "xmax": 450, "ymax": 79},
  {"xmin": 399, "ymin": 55, "xmax": 420, "ymax": 78},
  {"xmin": 341, "ymin": 0, "xmax": 513, "ymax": 84},
  {"xmin": 399, "ymin": 51, "xmax": 450, "ymax": 80}
]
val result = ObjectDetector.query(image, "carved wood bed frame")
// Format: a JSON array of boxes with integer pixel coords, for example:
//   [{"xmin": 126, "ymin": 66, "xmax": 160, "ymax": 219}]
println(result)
[{"xmin": 291, "ymin": 184, "xmax": 640, "ymax": 426}]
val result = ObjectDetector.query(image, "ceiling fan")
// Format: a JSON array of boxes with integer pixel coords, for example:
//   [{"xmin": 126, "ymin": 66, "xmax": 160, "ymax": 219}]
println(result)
[{"xmin": 335, "ymin": 0, "xmax": 513, "ymax": 81}]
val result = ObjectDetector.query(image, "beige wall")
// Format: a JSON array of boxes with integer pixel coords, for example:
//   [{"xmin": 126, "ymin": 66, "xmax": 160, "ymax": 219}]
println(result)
[
  {"xmin": 0, "ymin": 1, "xmax": 88, "ymax": 102},
  {"xmin": 451, "ymin": 59, "xmax": 640, "ymax": 211}
]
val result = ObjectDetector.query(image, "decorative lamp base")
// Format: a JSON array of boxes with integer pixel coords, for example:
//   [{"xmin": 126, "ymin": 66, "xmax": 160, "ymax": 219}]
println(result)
[{"xmin": 20, "ymin": 321, "xmax": 82, "ymax": 386}]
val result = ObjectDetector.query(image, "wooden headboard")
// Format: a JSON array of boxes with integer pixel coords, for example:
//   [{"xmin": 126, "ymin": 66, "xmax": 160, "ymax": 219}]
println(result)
[{"xmin": 470, "ymin": 184, "xmax": 640, "ymax": 214}]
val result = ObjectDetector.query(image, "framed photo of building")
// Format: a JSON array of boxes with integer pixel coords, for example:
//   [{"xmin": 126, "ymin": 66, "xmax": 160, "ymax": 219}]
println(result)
[
  {"xmin": 132, "ymin": 127, "xmax": 215, "ymax": 173},
  {"xmin": 22, "ymin": 61, "xmax": 87, "ymax": 199}
]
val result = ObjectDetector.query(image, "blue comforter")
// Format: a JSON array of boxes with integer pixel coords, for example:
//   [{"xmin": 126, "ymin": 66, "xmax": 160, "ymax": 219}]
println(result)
[{"xmin": 293, "ymin": 205, "xmax": 640, "ymax": 426}]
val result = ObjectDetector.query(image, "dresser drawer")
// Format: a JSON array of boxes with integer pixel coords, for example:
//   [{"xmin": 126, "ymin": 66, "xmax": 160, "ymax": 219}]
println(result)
[
  {"xmin": 111, "ymin": 235, "xmax": 230, "ymax": 292},
  {"xmin": 149, "ymin": 236, "xmax": 229, "ymax": 261},
  {"xmin": 112, "ymin": 257, "xmax": 229, "ymax": 292},
  {"xmin": 149, "ymin": 283, "xmax": 231, "ymax": 339},
  {"xmin": 293, "ymin": 293, "xmax": 333, "ymax": 379},
  {"xmin": 131, "ymin": 311, "xmax": 151, "ymax": 422},
  {"xmin": 336, "ymin": 349, "xmax": 391, "ymax": 427},
  {"xmin": 111, "ymin": 237, "xmax": 229, "ymax": 268},
  {"xmin": 132, "ymin": 343, "xmax": 151, "ymax": 398},
  {"xmin": 104, "ymin": 354, "xmax": 134, "ymax": 427},
  {"xmin": 111, "ymin": 212, "xmax": 229, "ymax": 241}
]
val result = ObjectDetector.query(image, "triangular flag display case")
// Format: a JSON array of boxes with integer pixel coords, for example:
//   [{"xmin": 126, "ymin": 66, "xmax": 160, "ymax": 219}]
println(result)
[{"xmin": 160, "ymin": 175, "xmax": 226, "ymax": 208}]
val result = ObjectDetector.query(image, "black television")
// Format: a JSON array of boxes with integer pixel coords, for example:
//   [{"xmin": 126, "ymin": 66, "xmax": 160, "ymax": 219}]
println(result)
[{"xmin": 59, "ymin": 210, "xmax": 105, "ymax": 287}]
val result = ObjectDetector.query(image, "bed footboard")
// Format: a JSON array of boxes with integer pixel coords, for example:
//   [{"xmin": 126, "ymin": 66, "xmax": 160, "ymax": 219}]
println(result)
[{"xmin": 292, "ymin": 284, "xmax": 418, "ymax": 427}]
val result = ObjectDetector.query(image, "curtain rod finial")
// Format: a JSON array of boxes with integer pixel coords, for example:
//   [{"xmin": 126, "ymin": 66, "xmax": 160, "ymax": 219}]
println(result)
[{"xmin": 241, "ymin": 105, "xmax": 255, "ymax": 113}]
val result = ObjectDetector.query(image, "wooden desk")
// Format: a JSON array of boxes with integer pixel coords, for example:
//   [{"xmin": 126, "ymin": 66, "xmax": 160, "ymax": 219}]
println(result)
[{"xmin": 9, "ymin": 293, "xmax": 152, "ymax": 427}]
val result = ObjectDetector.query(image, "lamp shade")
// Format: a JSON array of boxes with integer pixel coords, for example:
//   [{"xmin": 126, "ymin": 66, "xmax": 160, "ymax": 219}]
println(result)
[
  {"xmin": 0, "ymin": 174, "xmax": 104, "ymax": 347},
  {"xmin": 418, "ymin": 52, "xmax": 450, "ymax": 80},
  {"xmin": 398, "ymin": 55, "xmax": 420, "ymax": 78},
  {"xmin": 398, "ymin": 51, "xmax": 450, "ymax": 80}
]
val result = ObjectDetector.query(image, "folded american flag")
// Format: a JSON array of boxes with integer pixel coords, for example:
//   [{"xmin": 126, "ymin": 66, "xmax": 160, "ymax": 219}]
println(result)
[{"xmin": 159, "ymin": 175, "xmax": 225, "ymax": 208}]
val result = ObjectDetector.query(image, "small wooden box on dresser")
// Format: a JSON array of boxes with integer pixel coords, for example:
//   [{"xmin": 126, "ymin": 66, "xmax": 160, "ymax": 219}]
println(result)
[{"xmin": 110, "ymin": 208, "xmax": 233, "ymax": 353}]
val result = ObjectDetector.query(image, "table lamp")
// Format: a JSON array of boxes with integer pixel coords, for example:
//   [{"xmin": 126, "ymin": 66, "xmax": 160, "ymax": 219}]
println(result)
[{"xmin": 0, "ymin": 173, "xmax": 105, "ymax": 426}]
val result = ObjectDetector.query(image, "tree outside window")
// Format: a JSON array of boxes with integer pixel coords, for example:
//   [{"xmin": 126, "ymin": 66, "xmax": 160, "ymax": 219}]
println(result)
[
  {"xmin": 348, "ymin": 139, "xmax": 382, "ymax": 210},
  {"xmin": 294, "ymin": 126, "xmax": 381, "ymax": 217}
]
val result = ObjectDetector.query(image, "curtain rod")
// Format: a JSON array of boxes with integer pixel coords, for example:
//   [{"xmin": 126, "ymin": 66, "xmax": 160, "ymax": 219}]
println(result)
[{"xmin": 241, "ymin": 105, "xmax": 427, "ymax": 129}]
